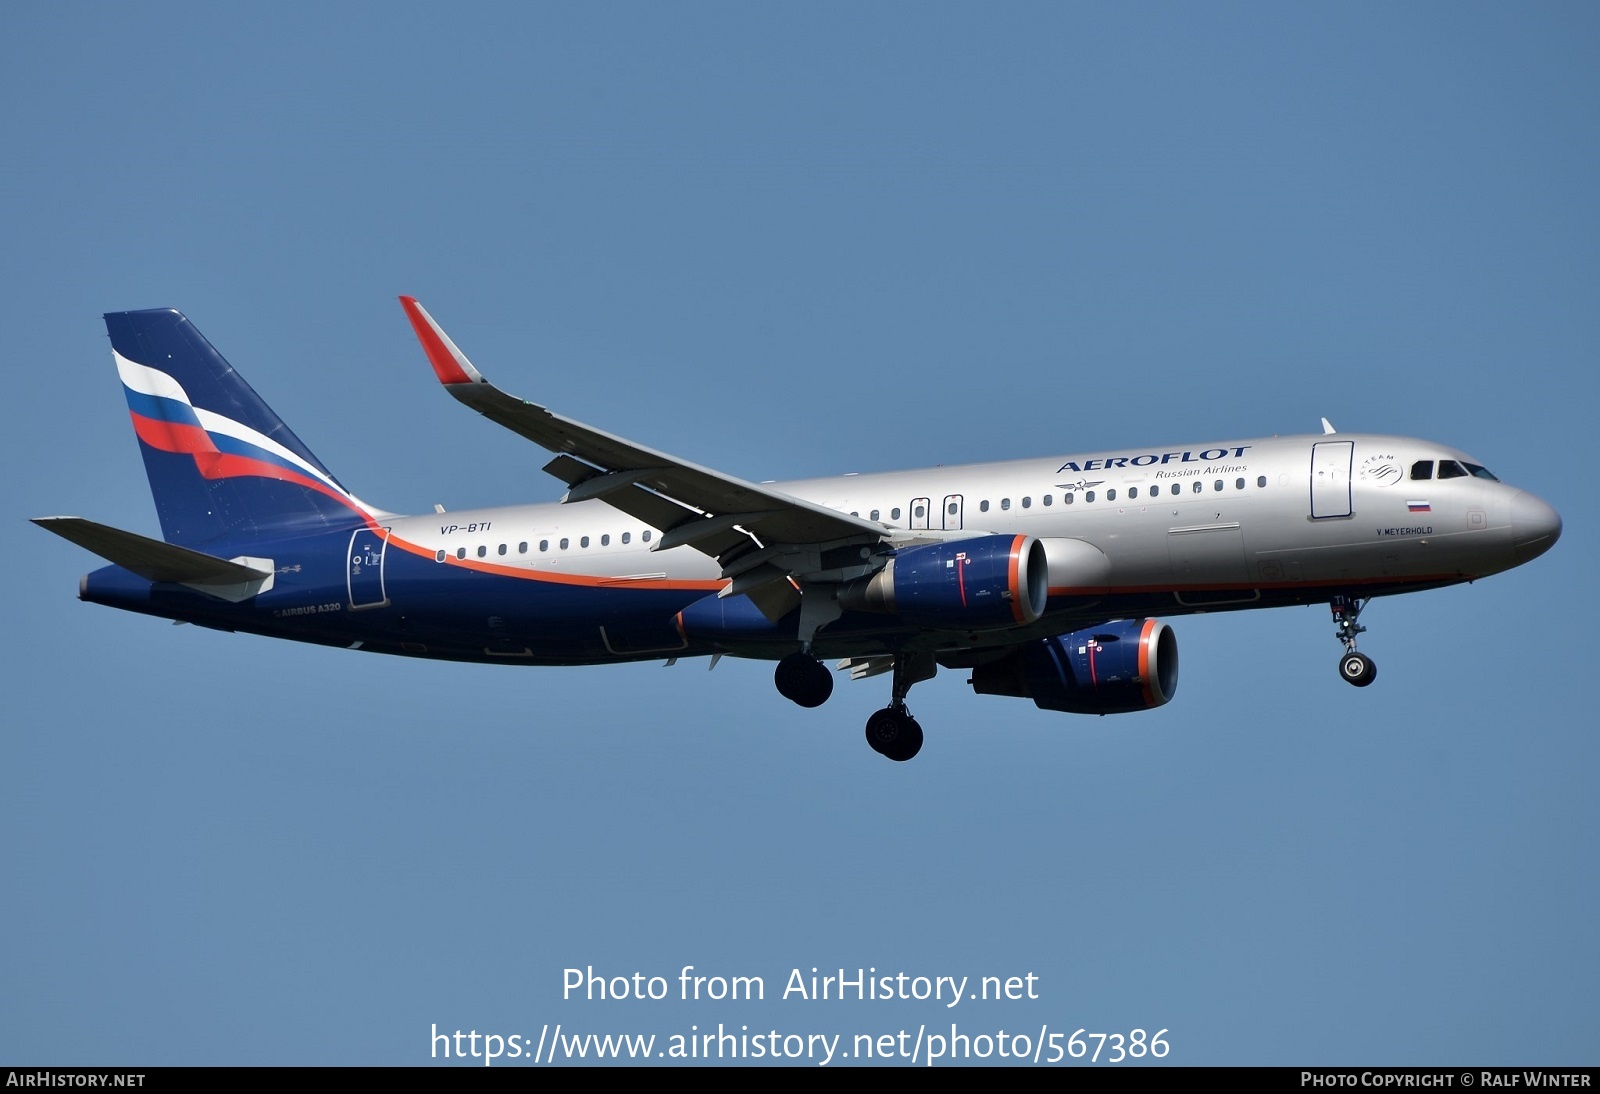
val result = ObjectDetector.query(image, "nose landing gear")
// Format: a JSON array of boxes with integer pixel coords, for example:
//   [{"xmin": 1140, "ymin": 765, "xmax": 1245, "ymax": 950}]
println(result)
[
  {"xmin": 1331, "ymin": 596, "xmax": 1377, "ymax": 687},
  {"xmin": 1339, "ymin": 650, "xmax": 1377, "ymax": 686}
]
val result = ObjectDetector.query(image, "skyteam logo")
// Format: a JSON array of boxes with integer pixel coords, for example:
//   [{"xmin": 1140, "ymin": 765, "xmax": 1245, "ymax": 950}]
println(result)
[{"xmin": 1360, "ymin": 453, "xmax": 1405, "ymax": 487}]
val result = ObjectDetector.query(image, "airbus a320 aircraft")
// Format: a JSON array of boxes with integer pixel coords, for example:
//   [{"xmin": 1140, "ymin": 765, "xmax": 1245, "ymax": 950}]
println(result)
[{"xmin": 36, "ymin": 301, "xmax": 1562, "ymax": 761}]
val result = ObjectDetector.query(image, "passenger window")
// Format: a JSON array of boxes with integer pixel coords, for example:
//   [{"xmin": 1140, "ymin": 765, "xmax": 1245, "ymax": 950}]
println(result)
[
  {"xmin": 1410, "ymin": 460, "xmax": 1434, "ymax": 480},
  {"xmin": 560, "ymin": 538, "xmax": 569, "ymax": 550},
  {"xmin": 622, "ymin": 532, "xmax": 631, "ymax": 544},
  {"xmin": 980, "ymin": 500, "xmax": 990, "ymax": 513},
  {"xmin": 642, "ymin": 530, "xmax": 652, "ymax": 542},
  {"xmin": 477, "ymin": 546, "xmax": 487, "ymax": 558},
  {"xmin": 1172, "ymin": 484, "xmax": 1181, "ymax": 495},
  {"xmin": 1128, "ymin": 487, "xmax": 1138, "ymax": 499},
  {"xmin": 1438, "ymin": 461, "xmax": 1467, "ymax": 479},
  {"xmin": 435, "ymin": 549, "xmax": 446, "ymax": 562},
  {"xmin": 891, "ymin": 508, "xmax": 901, "ymax": 520},
  {"xmin": 601, "ymin": 534, "xmax": 610, "ymax": 546},
  {"xmin": 1001, "ymin": 498, "xmax": 1011, "ymax": 511},
  {"xmin": 1043, "ymin": 495, "xmax": 1053, "ymax": 506},
  {"xmin": 539, "ymin": 539, "xmax": 549, "ymax": 552},
  {"xmin": 914, "ymin": 504, "xmax": 925, "ymax": 518},
  {"xmin": 1214, "ymin": 480, "xmax": 1223, "ymax": 491},
  {"xmin": 870, "ymin": 509, "xmax": 880, "ymax": 521},
  {"xmin": 1235, "ymin": 478, "xmax": 1244, "ymax": 490},
  {"xmin": 1257, "ymin": 476, "xmax": 1266, "ymax": 488},
  {"xmin": 1106, "ymin": 488, "xmax": 1116, "ymax": 501},
  {"xmin": 518, "ymin": 542, "xmax": 528, "ymax": 554},
  {"xmin": 1193, "ymin": 481, "xmax": 1203, "ymax": 494},
  {"xmin": 1064, "ymin": 492, "xmax": 1074, "ymax": 504},
  {"xmin": 1021, "ymin": 497, "xmax": 1031, "ymax": 508},
  {"xmin": 1085, "ymin": 491, "xmax": 1095, "ymax": 503},
  {"xmin": 497, "ymin": 544, "xmax": 507, "ymax": 556},
  {"xmin": 947, "ymin": 502, "xmax": 958, "ymax": 516},
  {"xmin": 581, "ymin": 536, "xmax": 590, "ymax": 547},
  {"xmin": 456, "ymin": 547, "xmax": 466, "ymax": 559}
]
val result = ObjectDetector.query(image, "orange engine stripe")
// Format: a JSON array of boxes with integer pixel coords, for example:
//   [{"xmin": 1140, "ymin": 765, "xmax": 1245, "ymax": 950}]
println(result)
[
  {"xmin": 1138, "ymin": 618, "xmax": 1155, "ymax": 706},
  {"xmin": 1009, "ymin": 534, "xmax": 1026, "ymax": 623}
]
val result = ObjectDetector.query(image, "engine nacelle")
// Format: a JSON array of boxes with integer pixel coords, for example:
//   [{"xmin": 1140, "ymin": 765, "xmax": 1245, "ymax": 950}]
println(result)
[
  {"xmin": 969, "ymin": 619, "xmax": 1178, "ymax": 714},
  {"xmin": 1038, "ymin": 537, "xmax": 1112, "ymax": 600},
  {"xmin": 840, "ymin": 534, "xmax": 1048, "ymax": 629}
]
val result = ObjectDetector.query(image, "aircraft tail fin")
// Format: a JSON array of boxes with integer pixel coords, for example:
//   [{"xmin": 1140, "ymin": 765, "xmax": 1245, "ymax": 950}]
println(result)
[{"xmin": 105, "ymin": 308, "xmax": 381, "ymax": 547}]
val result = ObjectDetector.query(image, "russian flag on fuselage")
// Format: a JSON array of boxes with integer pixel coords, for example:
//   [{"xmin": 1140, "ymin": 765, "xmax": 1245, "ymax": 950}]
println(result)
[{"xmin": 105, "ymin": 308, "xmax": 373, "ymax": 547}]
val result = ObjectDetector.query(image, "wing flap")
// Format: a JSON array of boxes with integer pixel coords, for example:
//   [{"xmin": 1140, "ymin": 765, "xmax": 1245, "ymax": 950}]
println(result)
[{"xmin": 837, "ymin": 655, "xmax": 895, "ymax": 682}]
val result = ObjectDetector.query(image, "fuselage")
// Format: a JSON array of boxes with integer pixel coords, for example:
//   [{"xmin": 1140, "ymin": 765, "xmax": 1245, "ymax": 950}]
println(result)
[{"xmin": 80, "ymin": 430, "xmax": 1561, "ymax": 666}]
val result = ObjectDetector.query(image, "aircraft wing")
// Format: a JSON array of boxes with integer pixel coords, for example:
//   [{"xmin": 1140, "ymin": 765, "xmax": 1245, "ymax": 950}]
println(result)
[{"xmin": 400, "ymin": 298, "xmax": 886, "ymax": 609}]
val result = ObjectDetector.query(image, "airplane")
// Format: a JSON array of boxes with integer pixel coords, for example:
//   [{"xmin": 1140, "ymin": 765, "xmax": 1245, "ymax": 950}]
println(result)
[{"xmin": 34, "ymin": 300, "xmax": 1563, "ymax": 761}]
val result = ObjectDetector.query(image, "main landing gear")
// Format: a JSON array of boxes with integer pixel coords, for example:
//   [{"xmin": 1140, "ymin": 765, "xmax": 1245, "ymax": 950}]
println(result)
[
  {"xmin": 773, "ymin": 648, "xmax": 934, "ymax": 761},
  {"xmin": 864, "ymin": 705, "xmax": 922, "ymax": 763},
  {"xmin": 863, "ymin": 653, "xmax": 935, "ymax": 762},
  {"xmin": 774, "ymin": 651, "xmax": 833, "ymax": 708},
  {"xmin": 1331, "ymin": 595, "xmax": 1377, "ymax": 687}
]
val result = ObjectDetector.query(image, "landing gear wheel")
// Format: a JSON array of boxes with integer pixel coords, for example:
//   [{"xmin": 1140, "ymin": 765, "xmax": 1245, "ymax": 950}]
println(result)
[
  {"xmin": 1339, "ymin": 651, "xmax": 1377, "ymax": 687},
  {"xmin": 1330, "ymin": 597, "xmax": 1377, "ymax": 689},
  {"xmin": 864, "ymin": 706, "xmax": 923, "ymax": 762},
  {"xmin": 774, "ymin": 652, "xmax": 834, "ymax": 708}
]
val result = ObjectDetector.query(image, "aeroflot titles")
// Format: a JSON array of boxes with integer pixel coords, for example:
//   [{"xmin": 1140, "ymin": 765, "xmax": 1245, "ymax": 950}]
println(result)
[{"xmin": 1056, "ymin": 446, "xmax": 1253, "ymax": 473}]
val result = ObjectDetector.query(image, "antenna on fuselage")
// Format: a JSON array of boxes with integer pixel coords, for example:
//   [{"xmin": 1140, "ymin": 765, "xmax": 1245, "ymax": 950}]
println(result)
[{"xmin": 1321, "ymin": 417, "xmax": 1337, "ymax": 434}]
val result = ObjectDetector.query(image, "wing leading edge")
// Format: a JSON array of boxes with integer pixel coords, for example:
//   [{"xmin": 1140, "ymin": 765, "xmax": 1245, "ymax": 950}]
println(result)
[{"xmin": 398, "ymin": 297, "xmax": 890, "ymax": 618}]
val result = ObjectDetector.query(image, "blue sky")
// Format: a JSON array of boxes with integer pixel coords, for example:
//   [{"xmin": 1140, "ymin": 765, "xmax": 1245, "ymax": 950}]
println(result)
[{"xmin": 3, "ymin": 1, "xmax": 1596, "ymax": 1066}]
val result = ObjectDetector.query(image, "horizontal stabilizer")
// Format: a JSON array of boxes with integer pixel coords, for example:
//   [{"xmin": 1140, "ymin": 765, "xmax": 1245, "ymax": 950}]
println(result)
[{"xmin": 32, "ymin": 517, "xmax": 275, "ymax": 600}]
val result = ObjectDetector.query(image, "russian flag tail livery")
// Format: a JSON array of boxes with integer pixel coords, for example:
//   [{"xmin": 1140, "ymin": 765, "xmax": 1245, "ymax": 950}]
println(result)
[{"xmin": 105, "ymin": 308, "xmax": 380, "ymax": 548}]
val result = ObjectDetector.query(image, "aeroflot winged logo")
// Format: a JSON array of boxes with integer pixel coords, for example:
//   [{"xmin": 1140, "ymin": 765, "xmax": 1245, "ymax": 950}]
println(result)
[{"xmin": 1055, "ymin": 445, "xmax": 1253, "ymax": 473}]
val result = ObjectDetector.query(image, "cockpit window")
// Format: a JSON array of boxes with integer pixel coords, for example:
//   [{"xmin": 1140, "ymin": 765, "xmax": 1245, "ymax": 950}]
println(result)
[
  {"xmin": 1463, "ymin": 462, "xmax": 1499, "ymax": 481},
  {"xmin": 1410, "ymin": 460, "xmax": 1433, "ymax": 480},
  {"xmin": 1437, "ymin": 460, "xmax": 1467, "ymax": 479}
]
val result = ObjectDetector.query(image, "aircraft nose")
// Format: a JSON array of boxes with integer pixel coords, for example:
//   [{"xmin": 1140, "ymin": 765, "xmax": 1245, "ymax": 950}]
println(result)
[{"xmin": 1509, "ymin": 491, "xmax": 1562, "ymax": 564}]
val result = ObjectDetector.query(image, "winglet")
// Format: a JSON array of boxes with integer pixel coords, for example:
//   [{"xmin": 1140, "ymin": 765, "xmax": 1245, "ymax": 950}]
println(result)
[{"xmin": 399, "ymin": 296, "xmax": 485, "ymax": 386}]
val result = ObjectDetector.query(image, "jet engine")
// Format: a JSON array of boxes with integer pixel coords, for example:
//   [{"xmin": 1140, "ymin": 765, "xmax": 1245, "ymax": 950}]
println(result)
[
  {"xmin": 969, "ymin": 619, "xmax": 1178, "ymax": 714},
  {"xmin": 839, "ymin": 534, "xmax": 1048, "ymax": 629}
]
